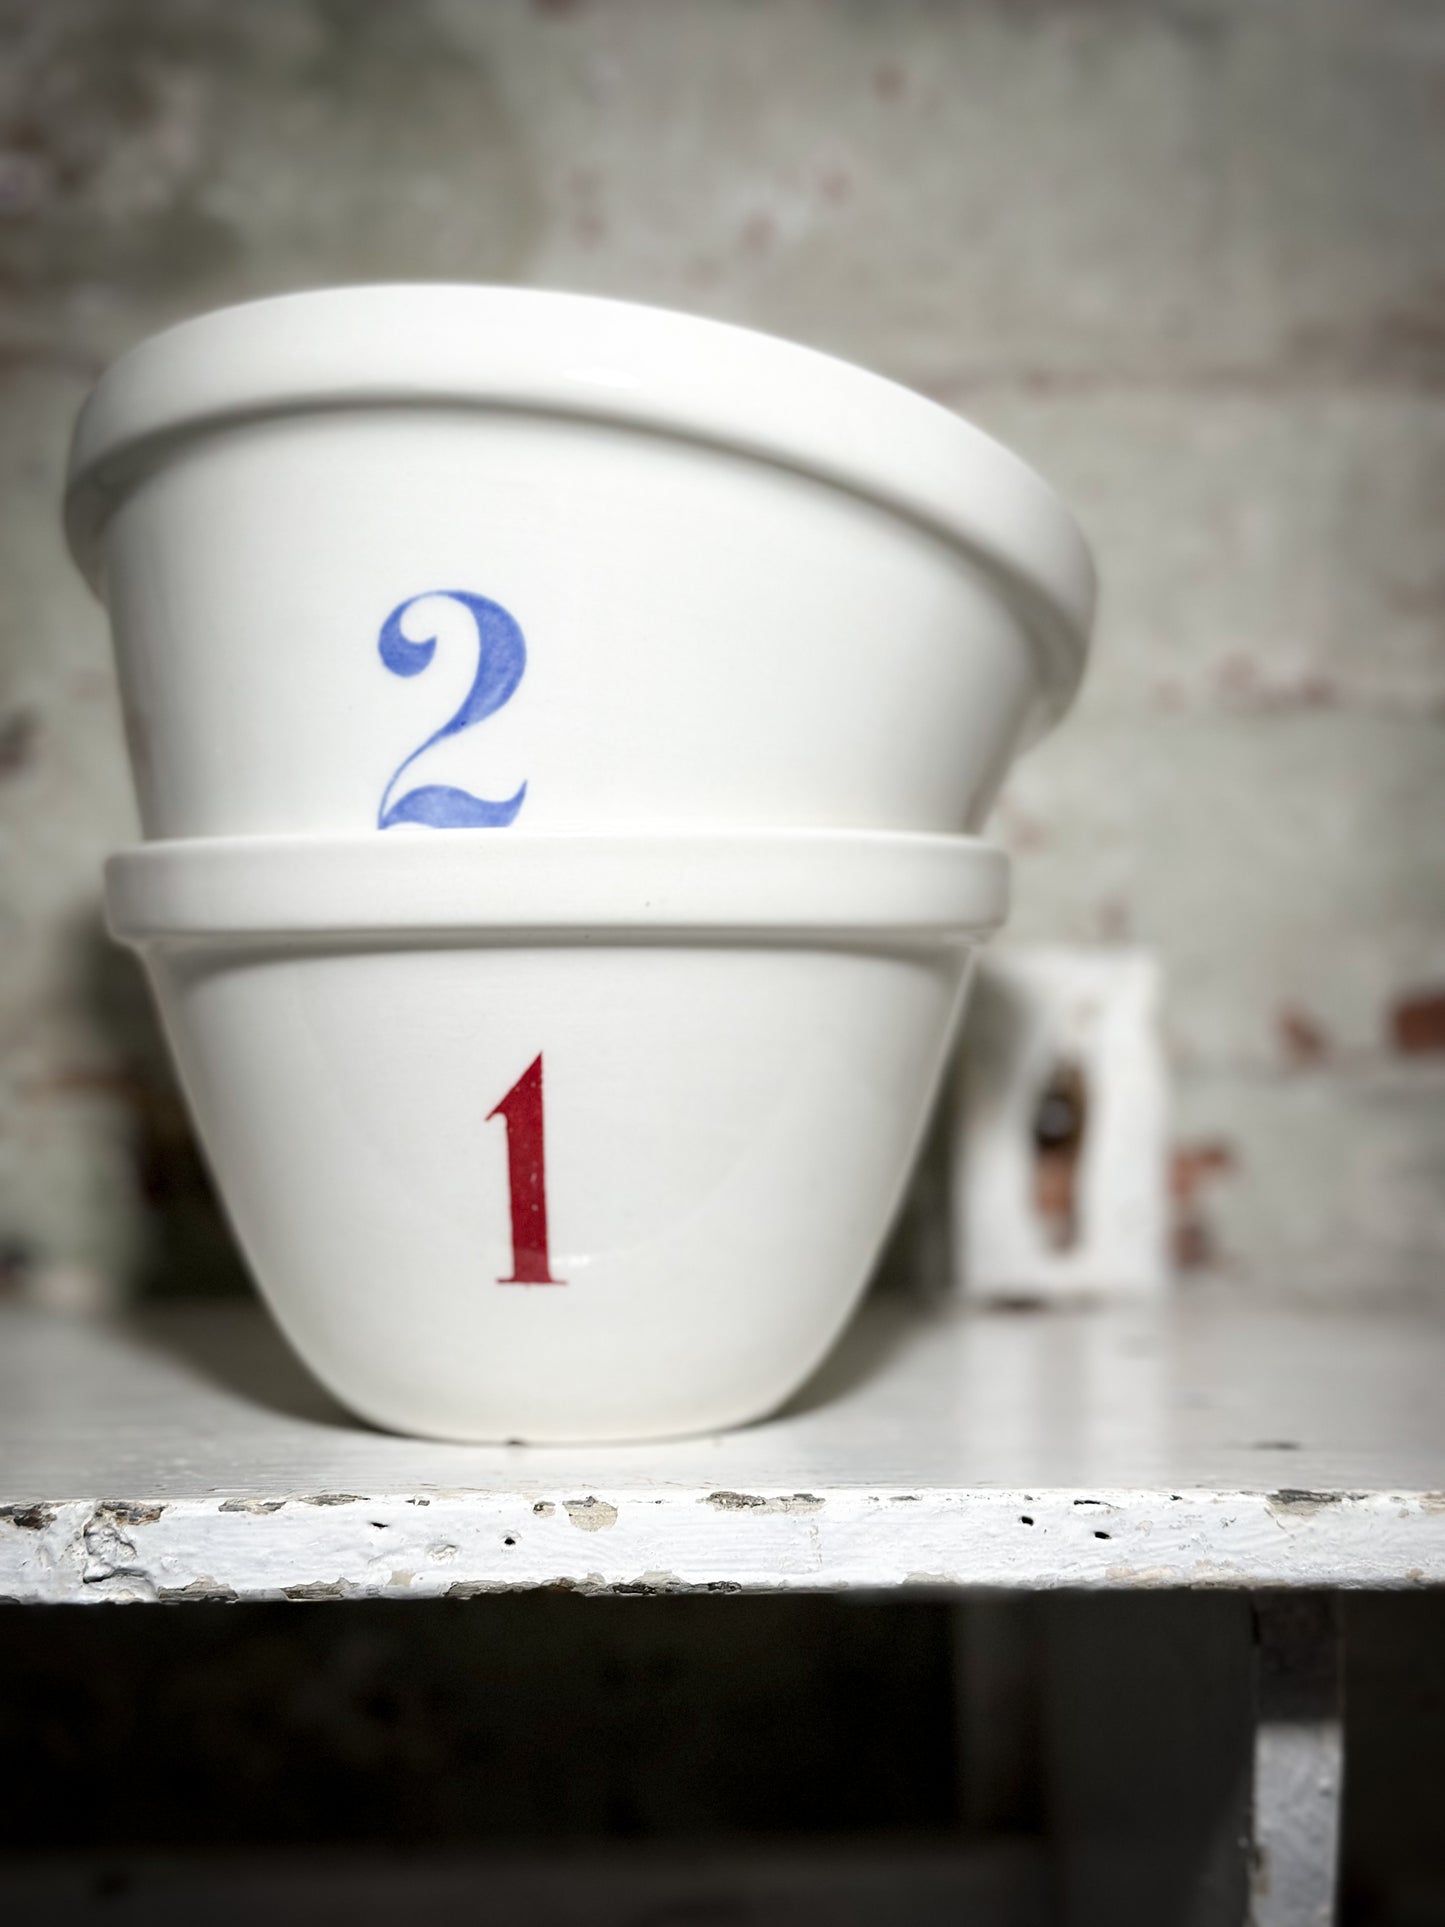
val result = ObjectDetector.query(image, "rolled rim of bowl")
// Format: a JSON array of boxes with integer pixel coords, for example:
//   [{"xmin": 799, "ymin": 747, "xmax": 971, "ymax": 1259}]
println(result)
[
  {"xmin": 104, "ymin": 827, "xmax": 1009, "ymax": 947},
  {"xmin": 64, "ymin": 285, "xmax": 1094, "ymax": 739}
]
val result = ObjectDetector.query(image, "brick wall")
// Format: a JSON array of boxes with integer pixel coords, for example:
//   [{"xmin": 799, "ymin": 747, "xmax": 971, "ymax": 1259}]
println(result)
[{"xmin": 1, "ymin": 0, "xmax": 1441, "ymax": 1302}]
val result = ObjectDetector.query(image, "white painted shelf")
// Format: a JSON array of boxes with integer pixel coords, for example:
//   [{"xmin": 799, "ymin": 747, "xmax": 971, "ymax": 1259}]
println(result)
[{"xmin": 2, "ymin": 1289, "xmax": 1443, "ymax": 1603}]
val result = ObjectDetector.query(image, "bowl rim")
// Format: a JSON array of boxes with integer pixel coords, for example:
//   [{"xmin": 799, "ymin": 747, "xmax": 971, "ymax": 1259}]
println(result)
[
  {"xmin": 64, "ymin": 284, "xmax": 1093, "ymax": 739},
  {"xmin": 104, "ymin": 827, "xmax": 1010, "ymax": 945}
]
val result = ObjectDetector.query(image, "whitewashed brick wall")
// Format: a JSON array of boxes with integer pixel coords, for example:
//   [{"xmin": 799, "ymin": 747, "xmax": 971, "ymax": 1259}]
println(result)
[{"xmin": 1, "ymin": 0, "xmax": 1441, "ymax": 1301}]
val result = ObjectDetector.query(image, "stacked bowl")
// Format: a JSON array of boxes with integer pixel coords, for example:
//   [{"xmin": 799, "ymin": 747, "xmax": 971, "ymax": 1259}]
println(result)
[{"xmin": 65, "ymin": 287, "xmax": 1094, "ymax": 1442}]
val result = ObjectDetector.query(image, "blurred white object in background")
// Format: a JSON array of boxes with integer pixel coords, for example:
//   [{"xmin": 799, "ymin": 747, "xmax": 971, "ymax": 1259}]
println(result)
[{"xmin": 952, "ymin": 948, "xmax": 1169, "ymax": 1303}]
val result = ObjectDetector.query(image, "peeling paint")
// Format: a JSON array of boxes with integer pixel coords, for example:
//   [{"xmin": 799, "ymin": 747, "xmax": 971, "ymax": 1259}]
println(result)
[
  {"xmin": 4, "ymin": 1481, "xmax": 1445, "ymax": 1601},
  {"xmin": 609, "ymin": 1576, "xmax": 745, "ymax": 1596},
  {"xmin": 217, "ymin": 1498, "xmax": 285, "ymax": 1514},
  {"xmin": 296, "ymin": 1493, "xmax": 366, "ymax": 1507},
  {"xmin": 157, "ymin": 1577, "xmax": 237, "ymax": 1602},
  {"xmin": 531, "ymin": 1500, "xmax": 555, "ymax": 1516},
  {"xmin": 0, "ymin": 1503, "xmax": 55, "ymax": 1530},
  {"xmin": 564, "ymin": 1496, "xmax": 618, "ymax": 1532},
  {"xmin": 79, "ymin": 1509, "xmax": 156, "ymax": 1597},
  {"xmin": 97, "ymin": 1501, "xmax": 164, "ymax": 1526},
  {"xmin": 704, "ymin": 1491, "xmax": 824, "ymax": 1515},
  {"xmin": 1268, "ymin": 1489, "xmax": 1346, "ymax": 1515},
  {"xmin": 442, "ymin": 1570, "xmax": 749, "ymax": 1599}
]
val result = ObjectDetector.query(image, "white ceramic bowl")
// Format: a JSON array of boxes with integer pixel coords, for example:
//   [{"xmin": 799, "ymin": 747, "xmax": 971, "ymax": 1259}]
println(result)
[
  {"xmin": 106, "ymin": 829, "xmax": 1007, "ymax": 1441},
  {"xmin": 68, "ymin": 286, "xmax": 1093, "ymax": 842}
]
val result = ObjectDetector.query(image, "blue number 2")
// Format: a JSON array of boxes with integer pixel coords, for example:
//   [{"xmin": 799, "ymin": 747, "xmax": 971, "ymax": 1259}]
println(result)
[{"xmin": 377, "ymin": 589, "xmax": 528, "ymax": 830}]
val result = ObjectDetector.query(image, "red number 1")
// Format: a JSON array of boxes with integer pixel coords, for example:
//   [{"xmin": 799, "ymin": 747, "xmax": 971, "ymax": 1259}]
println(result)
[{"xmin": 487, "ymin": 1053, "xmax": 564, "ymax": 1285}]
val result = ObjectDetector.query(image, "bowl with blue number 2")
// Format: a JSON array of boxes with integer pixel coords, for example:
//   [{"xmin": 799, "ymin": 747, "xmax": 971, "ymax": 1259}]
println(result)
[
  {"xmin": 65, "ymin": 285, "xmax": 1092, "ymax": 842},
  {"xmin": 105, "ymin": 829, "xmax": 1009, "ymax": 1441}
]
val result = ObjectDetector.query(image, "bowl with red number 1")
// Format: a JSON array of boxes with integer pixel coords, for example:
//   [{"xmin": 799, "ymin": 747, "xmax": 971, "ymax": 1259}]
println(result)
[
  {"xmin": 102, "ymin": 827, "xmax": 1008, "ymax": 1439},
  {"xmin": 74, "ymin": 287, "xmax": 1092, "ymax": 1441}
]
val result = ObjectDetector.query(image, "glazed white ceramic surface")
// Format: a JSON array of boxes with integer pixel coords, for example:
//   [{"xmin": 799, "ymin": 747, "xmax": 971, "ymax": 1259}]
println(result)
[
  {"xmin": 67, "ymin": 286, "xmax": 1093, "ymax": 843},
  {"xmin": 106, "ymin": 830, "xmax": 1006, "ymax": 1442}
]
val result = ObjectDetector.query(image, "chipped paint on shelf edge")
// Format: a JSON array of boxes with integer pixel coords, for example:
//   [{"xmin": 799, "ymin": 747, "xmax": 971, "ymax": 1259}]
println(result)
[{"xmin": 3, "ymin": 1486, "xmax": 1445, "ymax": 1604}]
